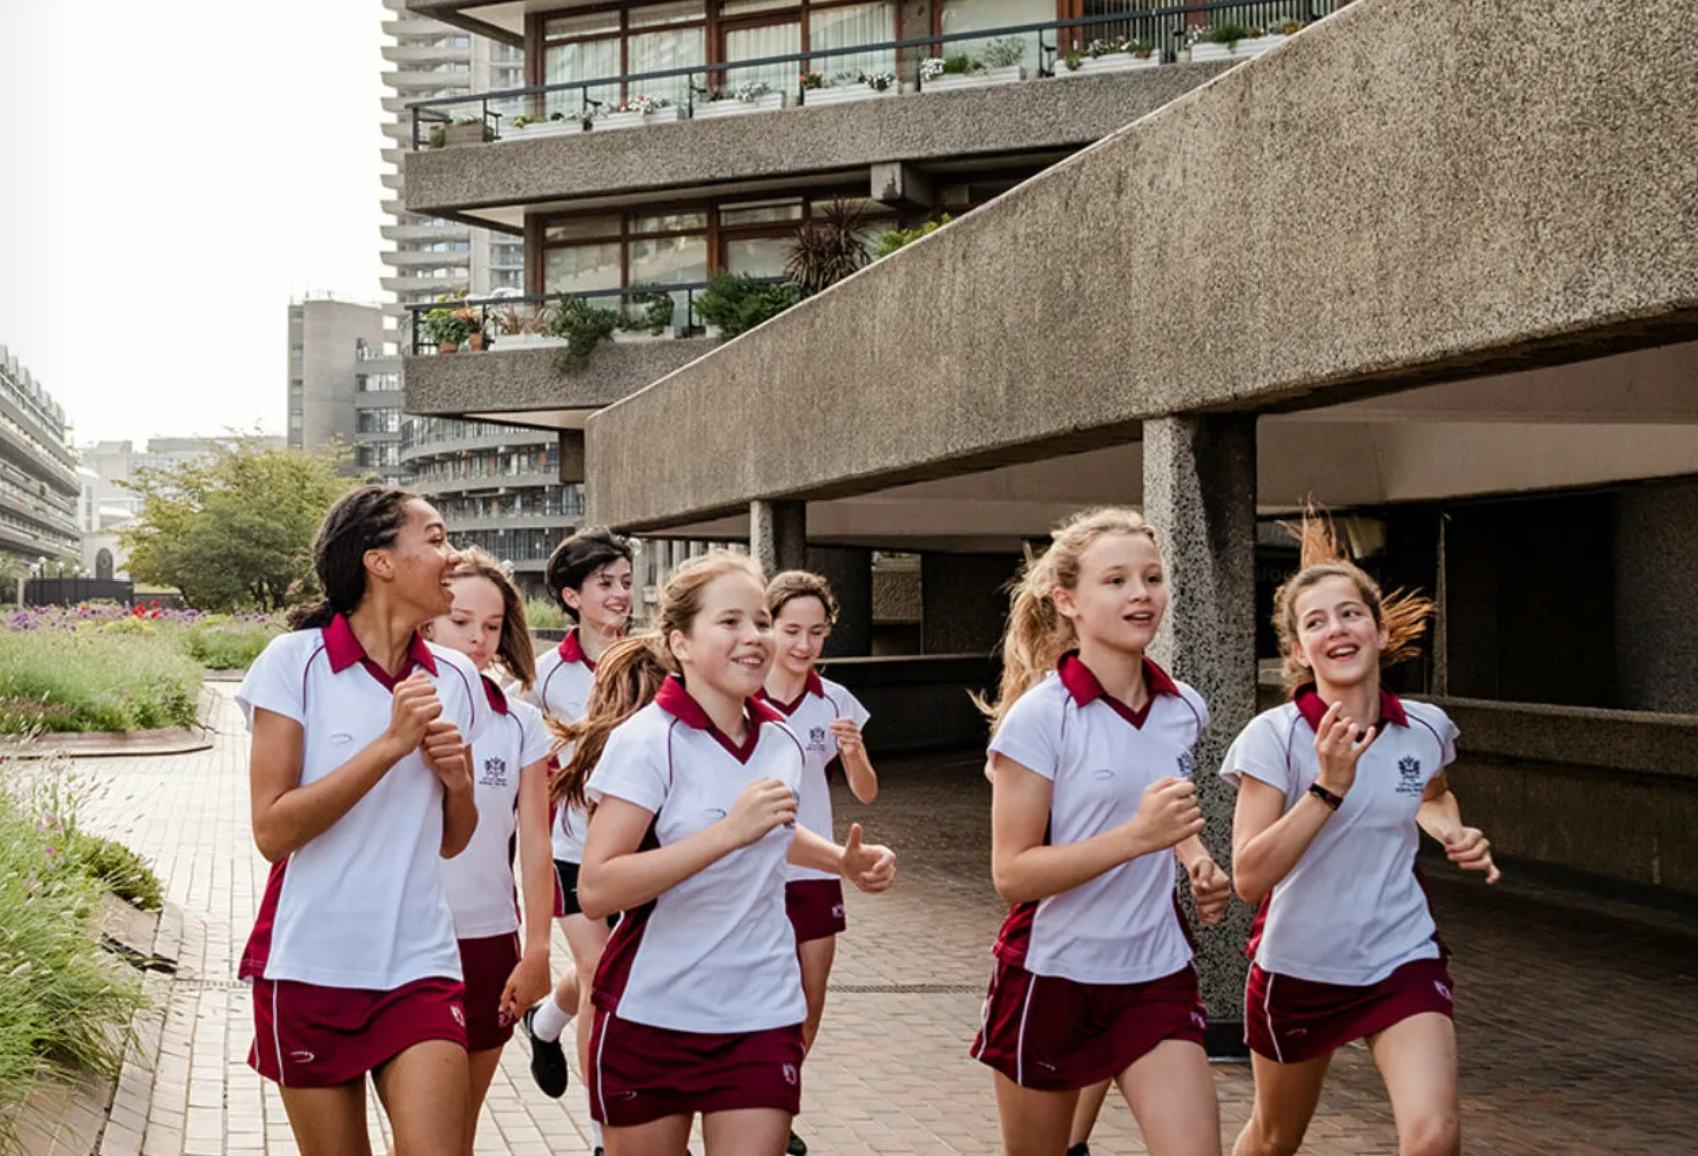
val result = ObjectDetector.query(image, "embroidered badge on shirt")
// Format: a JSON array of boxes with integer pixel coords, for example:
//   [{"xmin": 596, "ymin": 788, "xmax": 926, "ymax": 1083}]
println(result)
[
  {"xmin": 479, "ymin": 756, "xmax": 509, "ymax": 787},
  {"xmin": 1395, "ymin": 755, "xmax": 1423, "ymax": 795},
  {"xmin": 807, "ymin": 726, "xmax": 829, "ymax": 752},
  {"xmin": 1176, "ymin": 750, "xmax": 1195, "ymax": 781}
]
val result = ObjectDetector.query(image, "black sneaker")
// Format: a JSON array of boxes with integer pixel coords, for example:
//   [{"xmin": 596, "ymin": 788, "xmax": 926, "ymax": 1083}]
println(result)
[
  {"xmin": 1066, "ymin": 1146, "xmax": 1091, "ymax": 1156},
  {"xmin": 787, "ymin": 1132, "xmax": 807, "ymax": 1156},
  {"xmin": 521, "ymin": 1005, "xmax": 569, "ymax": 1098}
]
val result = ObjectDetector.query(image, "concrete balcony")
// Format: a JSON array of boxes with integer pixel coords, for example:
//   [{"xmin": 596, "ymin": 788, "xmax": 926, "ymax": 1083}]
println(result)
[
  {"xmin": 403, "ymin": 63, "xmax": 1232, "ymax": 228},
  {"xmin": 381, "ymin": 273, "xmax": 469, "ymax": 296},
  {"xmin": 411, "ymin": 469, "xmax": 559, "ymax": 497},
  {"xmin": 436, "ymin": 512, "xmax": 578, "ymax": 534},
  {"xmin": 387, "ymin": 247, "xmax": 471, "ymax": 267},
  {"xmin": 382, "ymin": 221, "xmax": 472, "ymax": 242},
  {"xmin": 383, "ymin": 43, "xmax": 471, "ymax": 65}
]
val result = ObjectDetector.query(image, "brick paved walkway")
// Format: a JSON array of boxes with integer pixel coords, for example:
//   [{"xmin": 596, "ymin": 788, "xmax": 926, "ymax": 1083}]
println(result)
[{"xmin": 69, "ymin": 686, "xmax": 1698, "ymax": 1156}]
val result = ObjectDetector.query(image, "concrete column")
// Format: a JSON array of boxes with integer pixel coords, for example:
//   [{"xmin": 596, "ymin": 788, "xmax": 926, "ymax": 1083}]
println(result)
[
  {"xmin": 750, "ymin": 499, "xmax": 806, "ymax": 577},
  {"xmin": 920, "ymin": 552, "xmax": 1016, "ymax": 656},
  {"xmin": 1141, "ymin": 414, "xmax": 1257, "ymax": 1056},
  {"xmin": 805, "ymin": 545, "xmax": 874, "ymax": 657},
  {"xmin": 558, "ymin": 430, "xmax": 585, "ymax": 485}
]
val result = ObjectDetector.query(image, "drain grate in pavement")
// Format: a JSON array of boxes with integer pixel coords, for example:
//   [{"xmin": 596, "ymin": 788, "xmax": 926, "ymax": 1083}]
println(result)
[
  {"xmin": 828, "ymin": 983, "xmax": 982, "ymax": 995},
  {"xmin": 174, "ymin": 978, "xmax": 251, "ymax": 991}
]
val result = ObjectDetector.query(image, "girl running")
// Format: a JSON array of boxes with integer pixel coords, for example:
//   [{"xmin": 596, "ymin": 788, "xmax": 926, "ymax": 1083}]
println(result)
[
  {"xmin": 423, "ymin": 549, "xmax": 558, "ymax": 1154},
  {"xmin": 521, "ymin": 527, "xmax": 635, "ymax": 1123},
  {"xmin": 557, "ymin": 551, "xmax": 897, "ymax": 1156},
  {"xmin": 757, "ymin": 572, "xmax": 877, "ymax": 1156},
  {"xmin": 1225, "ymin": 511, "xmax": 1498, "ymax": 1156},
  {"xmin": 971, "ymin": 507, "xmax": 1232, "ymax": 1156},
  {"xmin": 237, "ymin": 485, "xmax": 482, "ymax": 1156}
]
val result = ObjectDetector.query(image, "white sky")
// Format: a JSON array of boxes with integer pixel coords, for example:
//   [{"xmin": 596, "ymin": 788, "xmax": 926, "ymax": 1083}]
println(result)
[{"xmin": 0, "ymin": 1, "xmax": 391, "ymax": 446}]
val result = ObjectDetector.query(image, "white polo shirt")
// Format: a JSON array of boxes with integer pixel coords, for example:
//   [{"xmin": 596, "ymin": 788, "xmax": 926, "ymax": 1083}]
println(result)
[
  {"xmin": 440, "ymin": 676, "xmax": 556, "ymax": 940},
  {"xmin": 528, "ymin": 630, "xmax": 596, "ymax": 863},
  {"xmin": 989, "ymin": 654, "xmax": 1209, "ymax": 986},
  {"xmin": 236, "ymin": 614, "xmax": 481, "ymax": 990},
  {"xmin": 756, "ymin": 671, "xmax": 872, "ymax": 883},
  {"xmin": 588, "ymin": 677, "xmax": 807, "ymax": 1034},
  {"xmin": 1221, "ymin": 689, "xmax": 1457, "ymax": 987}
]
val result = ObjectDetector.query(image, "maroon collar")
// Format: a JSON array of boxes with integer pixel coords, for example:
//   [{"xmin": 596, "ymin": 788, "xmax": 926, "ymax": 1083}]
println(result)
[
  {"xmin": 1056, "ymin": 651, "xmax": 1178, "ymax": 730},
  {"xmin": 480, "ymin": 673, "xmax": 510, "ymax": 715},
  {"xmin": 656, "ymin": 675, "xmax": 781, "ymax": 763},
  {"xmin": 756, "ymin": 669, "xmax": 825, "ymax": 717},
  {"xmin": 323, "ymin": 613, "xmax": 437, "ymax": 689},
  {"xmin": 558, "ymin": 629, "xmax": 596, "ymax": 671},
  {"xmin": 1293, "ymin": 686, "xmax": 1409, "ymax": 731}
]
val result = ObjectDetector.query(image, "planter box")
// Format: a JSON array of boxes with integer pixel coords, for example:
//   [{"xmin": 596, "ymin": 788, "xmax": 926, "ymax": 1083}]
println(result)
[
  {"xmin": 1055, "ymin": 52, "xmax": 1161, "ymax": 77},
  {"xmin": 434, "ymin": 120, "xmax": 488, "ymax": 148},
  {"xmin": 1189, "ymin": 35, "xmax": 1284, "ymax": 62},
  {"xmin": 922, "ymin": 65, "xmax": 1027, "ymax": 93},
  {"xmin": 593, "ymin": 106, "xmax": 686, "ymax": 131},
  {"xmin": 490, "ymin": 333, "xmax": 568, "ymax": 350},
  {"xmin": 804, "ymin": 84, "xmax": 899, "ymax": 107},
  {"xmin": 612, "ymin": 329, "xmax": 676, "ymax": 344},
  {"xmin": 695, "ymin": 91, "xmax": 788, "ymax": 118},
  {"xmin": 502, "ymin": 118, "xmax": 580, "ymax": 141}
]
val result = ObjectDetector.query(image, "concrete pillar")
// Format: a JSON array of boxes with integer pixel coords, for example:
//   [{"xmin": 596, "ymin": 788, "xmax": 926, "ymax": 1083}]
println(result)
[
  {"xmin": 558, "ymin": 430, "xmax": 585, "ymax": 485},
  {"xmin": 920, "ymin": 552, "xmax": 1015, "ymax": 656},
  {"xmin": 750, "ymin": 499, "xmax": 806, "ymax": 577},
  {"xmin": 805, "ymin": 545, "xmax": 874, "ymax": 657},
  {"xmin": 1141, "ymin": 414, "xmax": 1257, "ymax": 1056}
]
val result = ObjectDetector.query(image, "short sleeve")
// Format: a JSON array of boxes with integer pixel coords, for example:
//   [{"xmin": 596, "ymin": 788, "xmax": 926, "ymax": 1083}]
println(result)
[
  {"xmin": 1410, "ymin": 705, "xmax": 1460, "ymax": 771},
  {"xmin": 235, "ymin": 633, "xmax": 309, "ymax": 730},
  {"xmin": 586, "ymin": 717, "xmax": 670, "ymax": 814},
  {"xmin": 1220, "ymin": 710, "xmax": 1299, "ymax": 792},
  {"xmin": 515, "ymin": 701, "xmax": 556, "ymax": 768},
  {"xmin": 838, "ymin": 687, "xmax": 871, "ymax": 731},
  {"xmin": 1177, "ymin": 682, "xmax": 1211, "ymax": 734},
  {"xmin": 988, "ymin": 685, "xmax": 1065, "ymax": 781},
  {"xmin": 430, "ymin": 647, "xmax": 480, "ymax": 739}
]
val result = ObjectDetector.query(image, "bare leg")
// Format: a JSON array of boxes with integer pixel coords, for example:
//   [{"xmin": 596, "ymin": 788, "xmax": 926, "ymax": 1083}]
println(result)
[
  {"xmin": 992, "ymin": 1070, "xmax": 1079, "ymax": 1156},
  {"xmin": 702, "ymin": 1108, "xmax": 792, "ymax": 1156},
  {"xmin": 1231, "ymin": 1051, "xmax": 1331, "ymax": 1156},
  {"xmin": 279, "ymin": 1081, "xmax": 373, "ymax": 1156},
  {"xmin": 462, "ymin": 1047, "xmax": 505, "ymax": 1156},
  {"xmin": 562, "ymin": 914, "xmax": 614, "ymax": 1083},
  {"xmin": 797, "ymin": 935, "xmax": 836, "ymax": 1055},
  {"xmin": 1367, "ymin": 1014, "xmax": 1460, "ymax": 1156},
  {"xmin": 1114, "ymin": 1039, "xmax": 1220, "ymax": 1156},
  {"xmin": 371, "ymin": 1039, "xmax": 471, "ymax": 1156},
  {"xmin": 1069, "ymin": 1079, "xmax": 1112, "ymax": 1150},
  {"xmin": 603, "ymin": 1113, "xmax": 693, "ymax": 1156}
]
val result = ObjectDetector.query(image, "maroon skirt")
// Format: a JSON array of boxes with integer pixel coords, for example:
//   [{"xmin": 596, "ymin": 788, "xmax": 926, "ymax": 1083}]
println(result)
[
  {"xmin": 588, "ymin": 1008, "xmax": 804, "ymax": 1126},
  {"xmin": 250, "ymin": 975, "xmax": 467, "ymax": 1087},
  {"xmin": 1245, "ymin": 956, "xmax": 1455, "ymax": 1064}
]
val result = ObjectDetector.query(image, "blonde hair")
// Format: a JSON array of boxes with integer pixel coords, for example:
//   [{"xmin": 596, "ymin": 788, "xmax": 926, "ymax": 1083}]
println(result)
[
  {"xmin": 440, "ymin": 547, "xmax": 537, "ymax": 690},
  {"xmin": 766, "ymin": 570, "xmax": 839, "ymax": 624},
  {"xmin": 975, "ymin": 507, "xmax": 1158, "ymax": 733},
  {"xmin": 550, "ymin": 550, "xmax": 767, "ymax": 809},
  {"xmin": 1272, "ymin": 506, "xmax": 1434, "ymax": 694}
]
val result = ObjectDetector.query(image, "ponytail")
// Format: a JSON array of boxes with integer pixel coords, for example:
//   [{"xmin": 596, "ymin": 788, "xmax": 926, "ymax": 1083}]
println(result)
[
  {"xmin": 286, "ymin": 601, "xmax": 337, "ymax": 630},
  {"xmin": 550, "ymin": 635, "xmax": 671, "ymax": 809}
]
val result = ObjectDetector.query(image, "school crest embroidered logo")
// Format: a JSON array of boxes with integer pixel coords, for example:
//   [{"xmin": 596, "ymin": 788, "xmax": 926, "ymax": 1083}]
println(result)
[
  {"xmin": 1176, "ymin": 751, "xmax": 1195, "ymax": 781},
  {"xmin": 807, "ymin": 726, "xmax": 829, "ymax": 752},
  {"xmin": 1434, "ymin": 980, "xmax": 1452, "ymax": 1002},
  {"xmin": 1396, "ymin": 755, "xmax": 1423, "ymax": 795},
  {"xmin": 1189, "ymin": 1008, "xmax": 1207, "ymax": 1030},
  {"xmin": 479, "ymin": 756, "xmax": 508, "ymax": 787},
  {"xmin": 782, "ymin": 1063, "xmax": 799, "ymax": 1087},
  {"xmin": 450, "ymin": 1004, "xmax": 466, "ymax": 1027}
]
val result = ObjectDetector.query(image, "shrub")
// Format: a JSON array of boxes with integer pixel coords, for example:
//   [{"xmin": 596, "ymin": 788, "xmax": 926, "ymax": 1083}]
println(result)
[
  {"xmin": 980, "ymin": 37, "xmax": 1026, "ymax": 69},
  {"xmin": 66, "ymin": 832, "xmax": 164, "ymax": 912},
  {"xmin": 0, "ymin": 766, "xmax": 147, "ymax": 1149},
  {"xmin": 876, "ymin": 214, "xmax": 951, "ymax": 259},
  {"xmin": 525, "ymin": 599, "xmax": 571, "ymax": 631},
  {"xmin": 695, "ymin": 272, "xmax": 799, "ymax": 338},
  {"xmin": 181, "ymin": 620, "xmax": 280, "ymax": 671},
  {"xmin": 0, "ymin": 629, "xmax": 200, "ymax": 735}
]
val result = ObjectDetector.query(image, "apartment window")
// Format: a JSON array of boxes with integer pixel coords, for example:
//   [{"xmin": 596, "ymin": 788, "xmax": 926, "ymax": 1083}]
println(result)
[
  {"xmin": 490, "ymin": 269, "xmax": 525, "ymax": 289},
  {"xmin": 289, "ymin": 410, "xmax": 303, "ymax": 429},
  {"xmin": 541, "ymin": 1, "xmax": 706, "ymax": 112},
  {"xmin": 356, "ymin": 372, "xmax": 401, "ymax": 393},
  {"xmin": 358, "ymin": 443, "xmax": 402, "ymax": 468},
  {"xmin": 358, "ymin": 409, "xmax": 402, "ymax": 434},
  {"xmin": 938, "ymin": 0, "xmax": 1047, "ymax": 68}
]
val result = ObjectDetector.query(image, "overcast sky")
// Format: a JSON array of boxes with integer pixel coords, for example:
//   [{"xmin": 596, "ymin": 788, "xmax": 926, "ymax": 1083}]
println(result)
[{"xmin": 0, "ymin": 1, "xmax": 390, "ymax": 447}]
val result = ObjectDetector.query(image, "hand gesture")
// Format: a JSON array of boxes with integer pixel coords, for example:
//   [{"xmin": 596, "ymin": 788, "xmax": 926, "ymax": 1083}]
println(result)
[
  {"xmin": 1126, "ymin": 776, "xmax": 1204, "ymax": 854},
  {"xmin": 828, "ymin": 717, "xmax": 865, "ymax": 760},
  {"xmin": 1314, "ymin": 701, "xmax": 1375, "ymax": 796},
  {"xmin": 498, "ymin": 952, "xmax": 552, "ymax": 1026},
  {"xmin": 386, "ymin": 671, "xmax": 443, "ymax": 751},
  {"xmin": 725, "ymin": 778, "xmax": 797, "ymax": 847},
  {"xmin": 1188, "ymin": 856, "xmax": 1232, "ymax": 925},
  {"xmin": 421, "ymin": 719, "xmax": 472, "ymax": 792},
  {"xmin": 1444, "ymin": 826, "xmax": 1501, "ymax": 884},
  {"xmin": 841, "ymin": 823, "xmax": 896, "ymax": 893}
]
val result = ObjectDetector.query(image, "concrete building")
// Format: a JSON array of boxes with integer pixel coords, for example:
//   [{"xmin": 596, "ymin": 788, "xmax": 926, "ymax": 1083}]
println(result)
[
  {"xmin": 286, "ymin": 298, "xmax": 405, "ymax": 482},
  {"xmin": 0, "ymin": 344, "xmax": 80, "ymax": 571},
  {"xmin": 400, "ymin": 0, "xmax": 1698, "ymax": 1042}
]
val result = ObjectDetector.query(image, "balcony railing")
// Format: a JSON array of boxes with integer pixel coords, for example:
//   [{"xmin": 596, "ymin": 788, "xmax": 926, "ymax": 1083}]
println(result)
[
  {"xmin": 409, "ymin": 1, "xmax": 1338, "ymax": 148},
  {"xmin": 404, "ymin": 279, "xmax": 786, "ymax": 356}
]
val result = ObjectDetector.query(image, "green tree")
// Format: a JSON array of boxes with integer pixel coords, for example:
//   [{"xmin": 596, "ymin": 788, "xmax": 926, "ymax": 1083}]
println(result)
[{"xmin": 118, "ymin": 436, "xmax": 355, "ymax": 611}]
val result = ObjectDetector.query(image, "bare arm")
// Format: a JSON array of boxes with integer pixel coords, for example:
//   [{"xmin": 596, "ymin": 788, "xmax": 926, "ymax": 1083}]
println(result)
[
  {"xmin": 249, "ymin": 708, "xmax": 410, "ymax": 863},
  {"xmin": 828, "ymin": 719, "xmax": 878, "ymax": 804},
  {"xmin": 990, "ymin": 753, "xmax": 1201, "ymax": 906},
  {"xmin": 499, "ymin": 756, "xmax": 558, "ymax": 1019},
  {"xmin": 1229, "ymin": 777, "xmax": 1333, "ymax": 905},
  {"xmin": 1418, "ymin": 771, "xmax": 1501, "ymax": 883},
  {"xmin": 787, "ymin": 823, "xmax": 896, "ymax": 891},
  {"xmin": 422, "ymin": 720, "xmax": 477, "ymax": 859}
]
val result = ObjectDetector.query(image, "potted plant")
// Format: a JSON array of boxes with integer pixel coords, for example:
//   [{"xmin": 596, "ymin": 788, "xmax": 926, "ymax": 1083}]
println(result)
[
  {"xmin": 429, "ymin": 115, "xmax": 488, "ymax": 149},
  {"xmin": 504, "ymin": 111, "xmax": 579, "ymax": 140},
  {"xmin": 458, "ymin": 305, "xmax": 489, "ymax": 351},
  {"xmin": 594, "ymin": 93, "xmax": 685, "ymax": 131},
  {"xmin": 421, "ymin": 307, "xmax": 472, "ymax": 354},
  {"xmin": 921, "ymin": 38, "xmax": 1028, "ymax": 91},
  {"xmin": 697, "ymin": 80, "xmax": 789, "ymax": 118},
  {"xmin": 805, "ymin": 70, "xmax": 901, "ymax": 107},
  {"xmin": 1057, "ymin": 37, "xmax": 1160, "ymax": 77},
  {"xmin": 612, "ymin": 288, "xmax": 678, "ymax": 343},
  {"xmin": 544, "ymin": 294, "xmax": 622, "ymax": 371},
  {"xmin": 1187, "ymin": 22, "xmax": 1286, "ymax": 62},
  {"xmin": 694, "ymin": 271, "xmax": 798, "ymax": 338}
]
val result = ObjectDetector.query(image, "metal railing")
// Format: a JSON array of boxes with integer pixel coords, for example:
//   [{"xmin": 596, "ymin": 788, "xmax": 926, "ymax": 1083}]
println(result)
[
  {"xmin": 409, "ymin": 1, "xmax": 1339, "ymax": 147},
  {"xmin": 404, "ymin": 279, "xmax": 787, "ymax": 356}
]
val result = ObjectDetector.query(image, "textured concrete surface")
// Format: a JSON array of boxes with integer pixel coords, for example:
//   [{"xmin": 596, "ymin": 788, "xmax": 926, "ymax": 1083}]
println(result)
[
  {"xmin": 1614, "ymin": 480, "xmax": 1698, "ymax": 715},
  {"xmin": 401, "ymin": 340, "xmax": 716, "ymax": 418},
  {"xmin": 919, "ymin": 552, "xmax": 1017, "ymax": 656},
  {"xmin": 69, "ymin": 689, "xmax": 1698, "ymax": 1156},
  {"xmin": 584, "ymin": 0, "xmax": 1698, "ymax": 531},
  {"xmin": 404, "ymin": 64, "xmax": 1232, "ymax": 215},
  {"xmin": 750, "ymin": 498, "xmax": 806, "ymax": 577}
]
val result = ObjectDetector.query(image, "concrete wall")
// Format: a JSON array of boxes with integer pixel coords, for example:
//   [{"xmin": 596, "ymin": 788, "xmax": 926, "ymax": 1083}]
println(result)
[
  {"xmin": 1614, "ymin": 479, "xmax": 1698, "ymax": 715},
  {"xmin": 402, "ymin": 339, "xmax": 718, "ymax": 419},
  {"xmin": 818, "ymin": 654, "xmax": 995, "ymax": 754},
  {"xmin": 585, "ymin": 0, "xmax": 1698, "ymax": 531},
  {"xmin": 299, "ymin": 301, "xmax": 383, "ymax": 459}
]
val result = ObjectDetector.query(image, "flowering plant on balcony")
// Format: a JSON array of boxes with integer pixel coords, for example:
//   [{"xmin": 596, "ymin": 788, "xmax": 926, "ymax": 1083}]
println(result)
[
  {"xmin": 611, "ymin": 94, "xmax": 673, "ymax": 115},
  {"xmin": 1064, "ymin": 36, "xmax": 1156, "ymax": 70},
  {"xmin": 733, "ymin": 80, "xmax": 775, "ymax": 102},
  {"xmin": 857, "ymin": 71, "xmax": 897, "ymax": 92},
  {"xmin": 1188, "ymin": 22, "xmax": 1261, "ymax": 48},
  {"xmin": 510, "ymin": 112, "xmax": 568, "ymax": 129},
  {"xmin": 980, "ymin": 37, "xmax": 1026, "ymax": 69},
  {"xmin": 800, "ymin": 72, "xmax": 824, "ymax": 90}
]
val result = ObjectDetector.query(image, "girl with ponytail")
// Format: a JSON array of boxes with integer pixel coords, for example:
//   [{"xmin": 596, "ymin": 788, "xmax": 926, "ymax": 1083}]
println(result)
[
  {"xmin": 561, "ymin": 551, "xmax": 898, "ymax": 1156},
  {"xmin": 1224, "ymin": 508, "xmax": 1497, "ymax": 1156},
  {"xmin": 237, "ymin": 486, "xmax": 483, "ymax": 1156},
  {"xmin": 971, "ymin": 507, "xmax": 1231, "ymax": 1156}
]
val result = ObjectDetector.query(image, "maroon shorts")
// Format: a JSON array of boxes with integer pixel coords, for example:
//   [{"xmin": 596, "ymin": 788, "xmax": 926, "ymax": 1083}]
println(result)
[
  {"xmin": 1245, "ymin": 955, "xmax": 1455, "ymax": 1064},
  {"xmin": 971, "ymin": 961, "xmax": 1207, "ymax": 1091},
  {"xmin": 249, "ymin": 975, "xmax": 467, "ymax": 1087},
  {"xmin": 588, "ymin": 1009, "xmax": 804, "ymax": 1126},
  {"xmin": 459, "ymin": 933, "xmax": 522, "ymax": 1052},
  {"xmin": 785, "ymin": 879, "xmax": 847, "ymax": 944}
]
